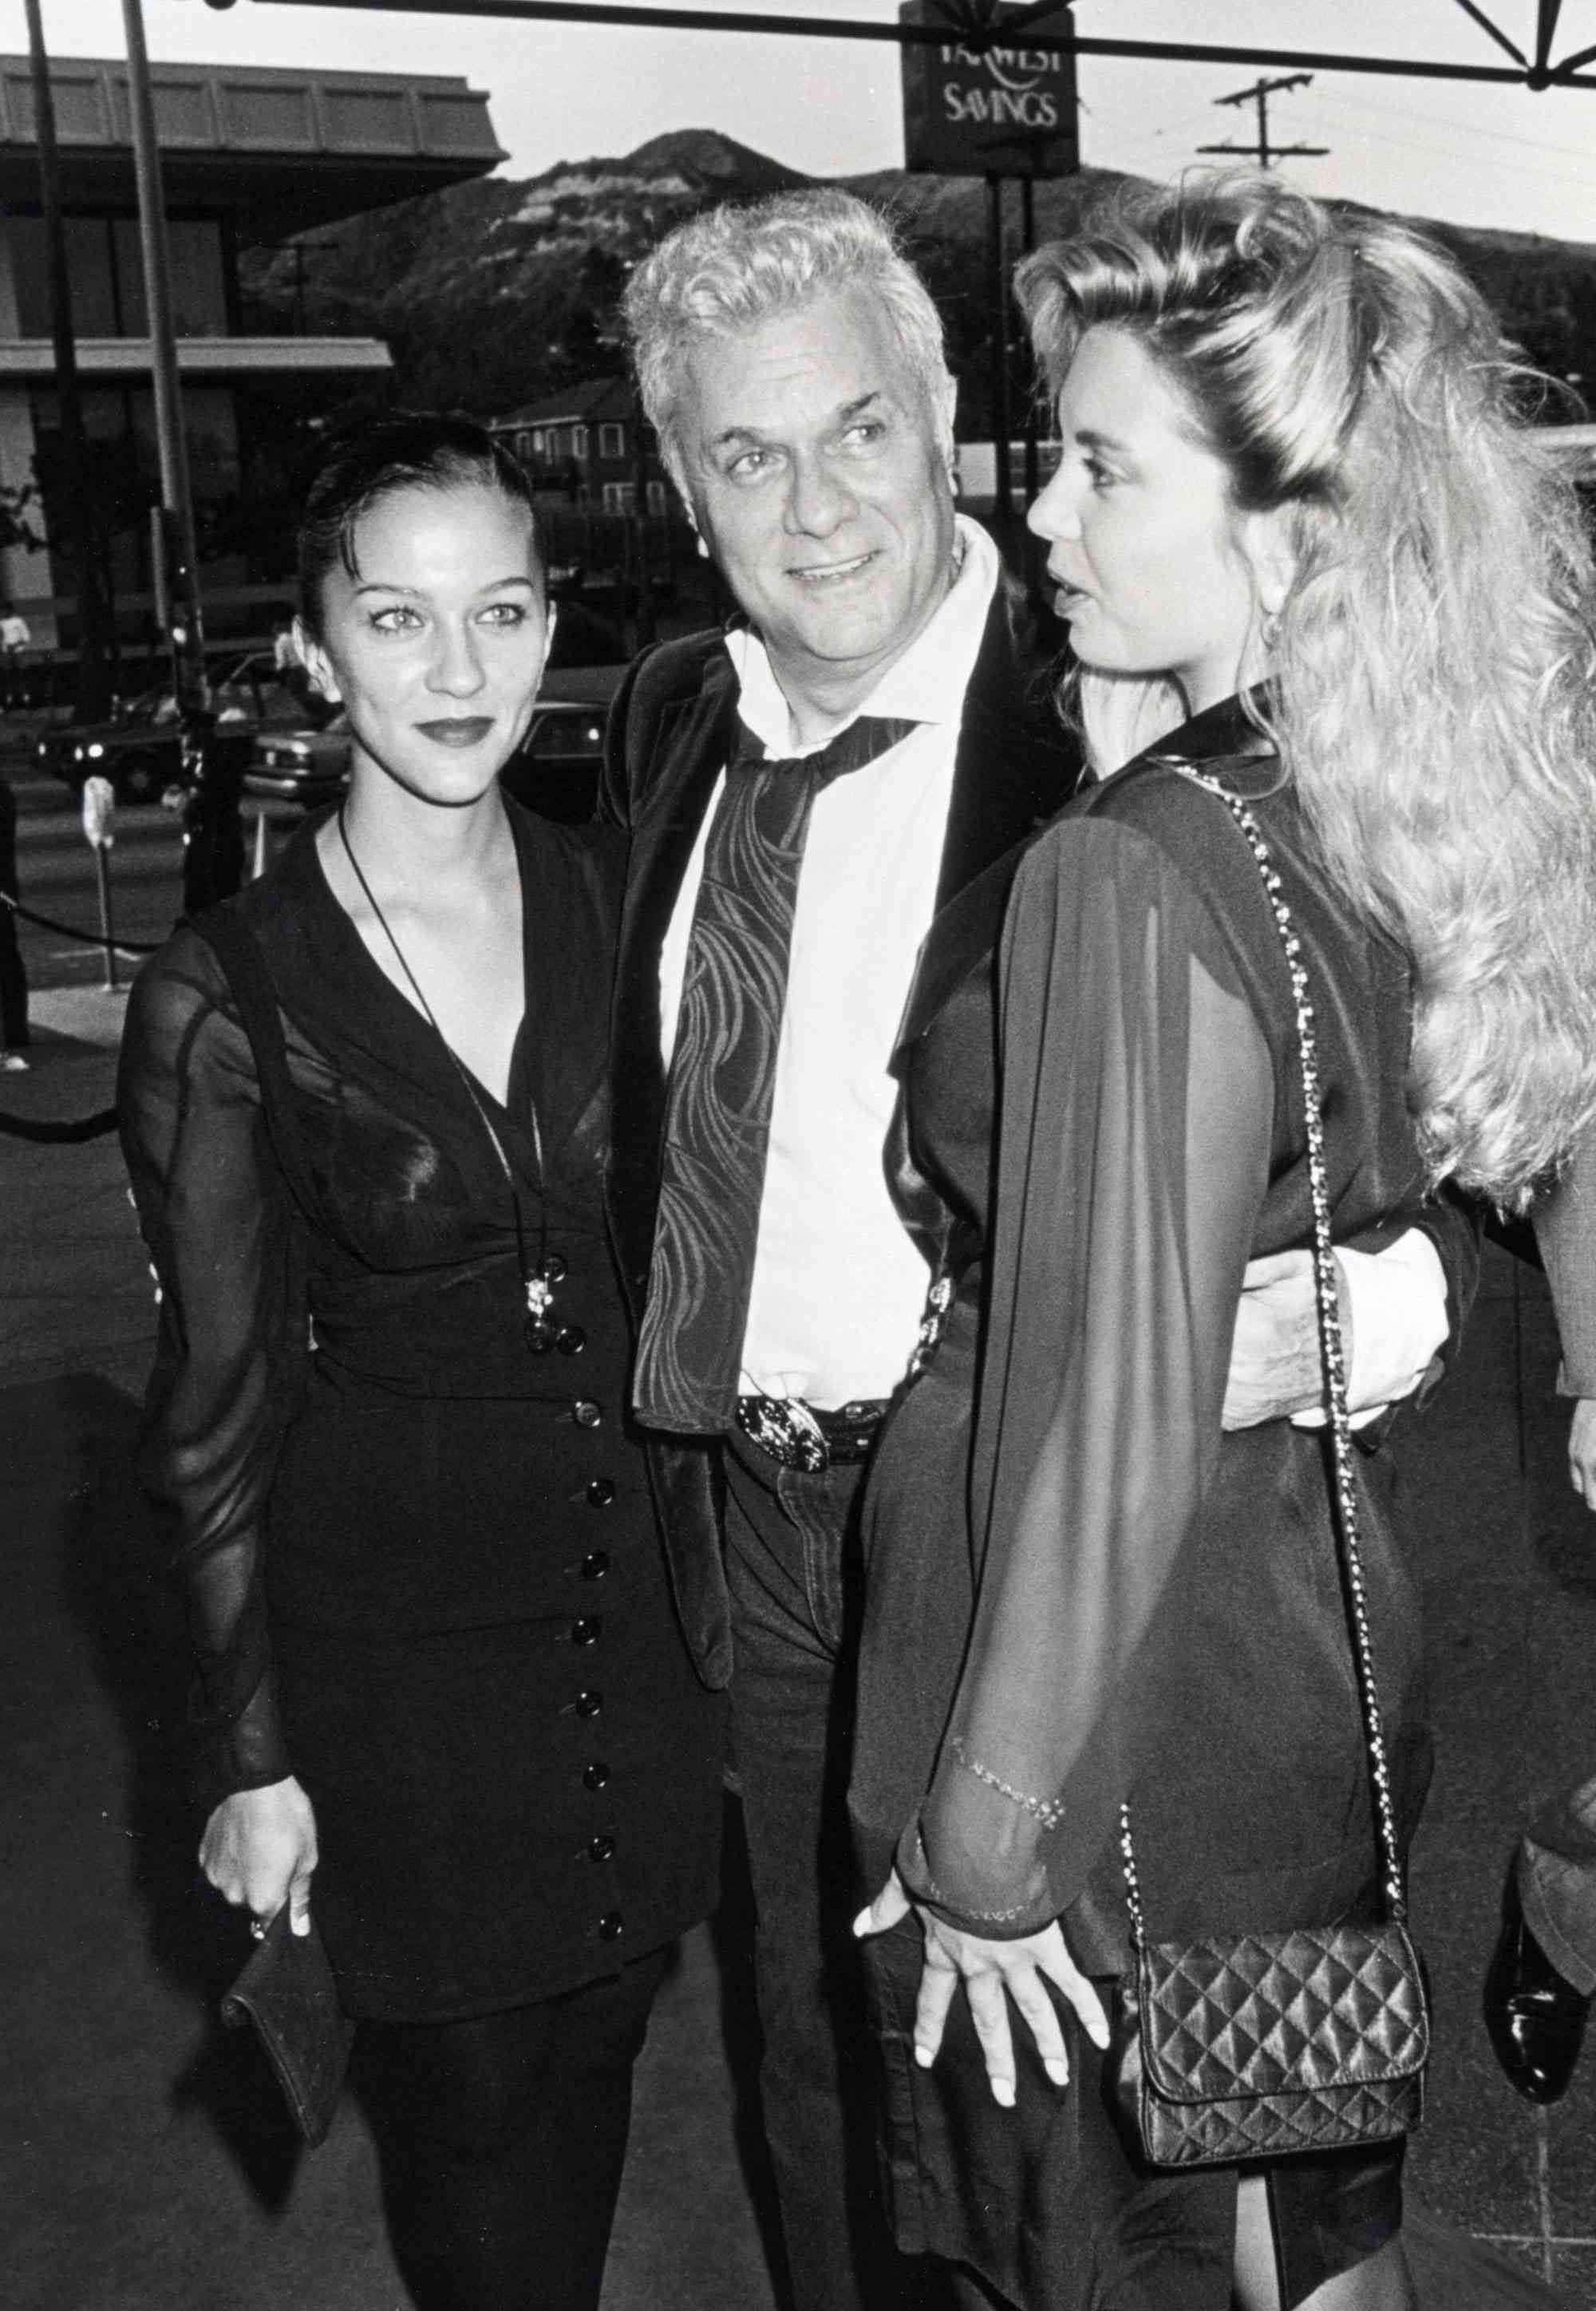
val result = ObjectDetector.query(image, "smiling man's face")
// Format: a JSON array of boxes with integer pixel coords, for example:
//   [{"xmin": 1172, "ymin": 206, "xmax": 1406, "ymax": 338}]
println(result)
[{"xmin": 678, "ymin": 285, "xmax": 957, "ymax": 733}]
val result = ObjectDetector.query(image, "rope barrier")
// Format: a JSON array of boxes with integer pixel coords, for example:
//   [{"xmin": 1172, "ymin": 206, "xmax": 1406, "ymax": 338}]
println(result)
[
  {"xmin": 0, "ymin": 1101, "xmax": 120, "ymax": 1144},
  {"xmin": 0, "ymin": 889, "xmax": 160, "ymax": 954}
]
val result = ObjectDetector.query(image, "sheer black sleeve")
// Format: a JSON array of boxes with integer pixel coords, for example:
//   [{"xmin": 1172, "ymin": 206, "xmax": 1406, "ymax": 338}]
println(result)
[
  {"xmin": 118, "ymin": 926, "xmax": 307, "ymax": 1815},
  {"xmin": 899, "ymin": 817, "xmax": 1274, "ymax": 1938}
]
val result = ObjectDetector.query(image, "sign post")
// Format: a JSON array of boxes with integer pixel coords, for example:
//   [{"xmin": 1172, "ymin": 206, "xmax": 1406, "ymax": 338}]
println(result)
[
  {"xmin": 899, "ymin": 3, "xmax": 1077, "ymax": 535},
  {"xmin": 986, "ymin": 172, "xmax": 1012, "ymax": 523}
]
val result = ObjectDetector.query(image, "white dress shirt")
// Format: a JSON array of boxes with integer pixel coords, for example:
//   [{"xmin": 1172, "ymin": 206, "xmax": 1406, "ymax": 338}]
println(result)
[
  {"xmin": 657, "ymin": 514, "xmax": 1450, "ymax": 1416},
  {"xmin": 659, "ymin": 518, "xmax": 1001, "ymax": 1407}
]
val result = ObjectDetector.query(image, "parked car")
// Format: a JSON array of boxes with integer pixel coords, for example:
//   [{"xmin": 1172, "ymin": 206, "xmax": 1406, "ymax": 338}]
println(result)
[
  {"xmin": 500, "ymin": 679, "xmax": 619, "ymax": 824},
  {"xmin": 36, "ymin": 654, "xmax": 342, "ymax": 806},
  {"xmin": 245, "ymin": 709, "xmax": 351, "ymax": 805}
]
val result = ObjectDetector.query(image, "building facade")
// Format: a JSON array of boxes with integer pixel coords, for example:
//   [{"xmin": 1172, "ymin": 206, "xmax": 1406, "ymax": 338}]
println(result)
[
  {"xmin": 1, "ymin": 53, "xmax": 503, "ymax": 650},
  {"xmin": 494, "ymin": 379, "xmax": 669, "ymax": 517}
]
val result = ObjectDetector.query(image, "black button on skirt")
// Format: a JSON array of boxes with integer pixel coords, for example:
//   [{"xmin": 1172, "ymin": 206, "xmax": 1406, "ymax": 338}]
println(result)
[{"xmin": 267, "ymin": 1385, "xmax": 725, "ymax": 2022}]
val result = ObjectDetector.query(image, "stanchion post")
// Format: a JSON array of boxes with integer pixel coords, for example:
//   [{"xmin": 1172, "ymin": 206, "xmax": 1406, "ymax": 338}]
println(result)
[
  {"xmin": 81, "ymin": 772, "xmax": 119, "ymax": 991},
  {"xmin": 94, "ymin": 850, "xmax": 118, "ymax": 991}
]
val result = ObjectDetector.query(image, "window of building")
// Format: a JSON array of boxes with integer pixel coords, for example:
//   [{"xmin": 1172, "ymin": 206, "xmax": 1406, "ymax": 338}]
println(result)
[
  {"xmin": 571, "ymin": 425, "xmax": 589, "ymax": 460},
  {"xmin": 532, "ymin": 429, "xmax": 546, "ymax": 457},
  {"xmin": 646, "ymin": 480, "xmax": 667, "ymax": 517},
  {"xmin": 602, "ymin": 481, "xmax": 637, "ymax": 513},
  {"xmin": 124, "ymin": 219, "xmax": 229, "ymax": 338},
  {"xmin": 10, "ymin": 214, "xmax": 227, "ymax": 339},
  {"xmin": 599, "ymin": 422, "xmax": 625, "ymax": 460},
  {"xmin": 13, "ymin": 217, "xmax": 117, "ymax": 336}
]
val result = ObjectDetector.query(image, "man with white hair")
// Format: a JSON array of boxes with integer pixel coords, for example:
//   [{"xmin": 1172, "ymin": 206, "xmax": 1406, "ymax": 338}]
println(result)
[{"xmin": 602, "ymin": 188, "xmax": 1466, "ymax": 2311}]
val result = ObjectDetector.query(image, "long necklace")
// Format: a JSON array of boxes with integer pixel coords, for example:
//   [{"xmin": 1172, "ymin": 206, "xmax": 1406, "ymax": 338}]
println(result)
[{"xmin": 337, "ymin": 801, "xmax": 560, "ymax": 1354}]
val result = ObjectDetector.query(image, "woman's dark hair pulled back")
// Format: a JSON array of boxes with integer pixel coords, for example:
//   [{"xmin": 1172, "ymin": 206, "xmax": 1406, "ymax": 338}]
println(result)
[{"xmin": 296, "ymin": 409, "xmax": 543, "ymax": 639}]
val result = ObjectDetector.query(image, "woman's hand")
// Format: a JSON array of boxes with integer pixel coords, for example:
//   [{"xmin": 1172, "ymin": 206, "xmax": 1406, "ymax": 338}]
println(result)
[
  {"xmin": 200, "ymin": 1777, "xmax": 318, "ymax": 1938},
  {"xmin": 855, "ymin": 1868, "xmax": 1109, "ymax": 2108}
]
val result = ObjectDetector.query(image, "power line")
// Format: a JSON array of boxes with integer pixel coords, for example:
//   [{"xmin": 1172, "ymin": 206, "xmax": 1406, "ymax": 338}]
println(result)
[
  {"xmin": 1198, "ymin": 71, "xmax": 1329, "ymax": 169},
  {"xmin": 1307, "ymin": 81, "xmax": 1596, "ymax": 167},
  {"xmin": 1303, "ymin": 95, "xmax": 1596, "ymax": 201}
]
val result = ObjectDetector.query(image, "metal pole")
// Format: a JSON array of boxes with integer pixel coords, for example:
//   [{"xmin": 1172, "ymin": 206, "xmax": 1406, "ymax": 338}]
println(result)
[
  {"xmin": 240, "ymin": 0, "xmax": 1596, "ymax": 91},
  {"xmin": 1020, "ymin": 172, "xmax": 1040, "ymax": 512},
  {"xmin": 121, "ymin": 0, "xmax": 242, "ymax": 910},
  {"xmin": 93, "ymin": 848, "xmax": 119, "ymax": 992},
  {"xmin": 121, "ymin": 0, "xmax": 203, "ymax": 642},
  {"xmin": 23, "ymin": 0, "xmax": 113, "ymax": 721},
  {"xmin": 986, "ymin": 174, "xmax": 1013, "ymax": 535}
]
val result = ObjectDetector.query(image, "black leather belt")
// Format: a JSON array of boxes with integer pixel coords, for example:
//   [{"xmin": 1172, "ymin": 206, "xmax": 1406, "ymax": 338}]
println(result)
[{"xmin": 735, "ymin": 1394, "xmax": 890, "ymax": 1472}]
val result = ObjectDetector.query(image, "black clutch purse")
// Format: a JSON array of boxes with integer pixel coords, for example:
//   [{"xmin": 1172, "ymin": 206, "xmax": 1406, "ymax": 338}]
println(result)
[
  {"xmin": 220, "ymin": 1910, "xmax": 354, "ymax": 2147},
  {"xmin": 1105, "ymin": 765, "xmax": 1430, "ymax": 2171}
]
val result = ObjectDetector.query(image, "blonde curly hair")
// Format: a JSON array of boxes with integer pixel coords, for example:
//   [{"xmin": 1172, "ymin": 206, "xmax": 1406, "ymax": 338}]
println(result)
[{"xmin": 1017, "ymin": 173, "xmax": 1596, "ymax": 1207}]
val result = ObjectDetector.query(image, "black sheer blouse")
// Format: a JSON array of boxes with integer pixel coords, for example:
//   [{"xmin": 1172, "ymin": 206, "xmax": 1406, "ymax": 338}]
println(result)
[
  {"xmin": 890, "ymin": 702, "xmax": 1439, "ymax": 1948},
  {"xmin": 117, "ymin": 804, "xmax": 627, "ymax": 1813}
]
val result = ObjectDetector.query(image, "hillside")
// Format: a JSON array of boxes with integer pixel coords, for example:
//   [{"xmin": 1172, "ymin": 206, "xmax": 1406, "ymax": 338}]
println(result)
[{"xmin": 237, "ymin": 129, "xmax": 1596, "ymax": 431}]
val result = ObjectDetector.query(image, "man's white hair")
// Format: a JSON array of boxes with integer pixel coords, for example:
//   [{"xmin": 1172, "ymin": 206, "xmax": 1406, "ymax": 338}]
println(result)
[{"xmin": 623, "ymin": 188, "xmax": 955, "ymax": 491}]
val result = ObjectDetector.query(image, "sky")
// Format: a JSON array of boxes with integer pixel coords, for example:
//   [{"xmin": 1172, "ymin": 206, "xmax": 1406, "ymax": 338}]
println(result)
[{"xmin": 11, "ymin": 0, "xmax": 1596, "ymax": 245}]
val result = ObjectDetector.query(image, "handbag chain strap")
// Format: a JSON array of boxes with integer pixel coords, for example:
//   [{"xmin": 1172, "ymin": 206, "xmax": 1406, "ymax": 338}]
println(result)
[{"xmin": 1117, "ymin": 767, "xmax": 1408, "ymax": 1954}]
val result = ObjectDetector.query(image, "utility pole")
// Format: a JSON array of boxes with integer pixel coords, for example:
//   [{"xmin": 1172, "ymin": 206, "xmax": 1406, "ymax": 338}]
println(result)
[
  {"xmin": 248, "ymin": 237, "xmax": 339, "ymax": 332},
  {"xmin": 23, "ymin": 0, "xmax": 113, "ymax": 719},
  {"xmin": 1199, "ymin": 72, "xmax": 1329, "ymax": 168}
]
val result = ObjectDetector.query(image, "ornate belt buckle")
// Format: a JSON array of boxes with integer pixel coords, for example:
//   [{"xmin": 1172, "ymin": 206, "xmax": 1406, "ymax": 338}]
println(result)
[{"xmin": 740, "ymin": 1394, "xmax": 829, "ymax": 1473}]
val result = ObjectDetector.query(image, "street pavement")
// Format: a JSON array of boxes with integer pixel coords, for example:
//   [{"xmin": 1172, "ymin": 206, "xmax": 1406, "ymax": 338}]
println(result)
[{"xmin": 3, "ymin": 751, "xmax": 1595, "ymax": 2307}]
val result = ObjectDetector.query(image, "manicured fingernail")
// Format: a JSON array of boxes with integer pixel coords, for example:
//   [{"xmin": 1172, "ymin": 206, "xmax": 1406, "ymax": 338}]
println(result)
[
  {"xmin": 992, "ymin": 2080, "xmax": 1015, "ymax": 2108},
  {"xmin": 915, "ymin": 2045, "xmax": 934, "ymax": 2069},
  {"xmin": 1045, "ymin": 2058, "xmax": 1069, "ymax": 2085}
]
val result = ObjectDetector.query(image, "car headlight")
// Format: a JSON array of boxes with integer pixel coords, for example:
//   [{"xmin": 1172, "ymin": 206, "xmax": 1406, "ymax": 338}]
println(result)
[{"xmin": 86, "ymin": 742, "xmax": 105, "ymax": 759}]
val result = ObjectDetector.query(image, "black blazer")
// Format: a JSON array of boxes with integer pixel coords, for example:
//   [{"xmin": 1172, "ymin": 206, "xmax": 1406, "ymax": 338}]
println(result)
[{"xmin": 599, "ymin": 575, "xmax": 1085, "ymax": 1689}]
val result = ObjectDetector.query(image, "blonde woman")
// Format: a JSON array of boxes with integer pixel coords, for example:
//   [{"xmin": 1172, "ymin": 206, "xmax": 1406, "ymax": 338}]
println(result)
[{"xmin": 852, "ymin": 176, "xmax": 1596, "ymax": 2311}]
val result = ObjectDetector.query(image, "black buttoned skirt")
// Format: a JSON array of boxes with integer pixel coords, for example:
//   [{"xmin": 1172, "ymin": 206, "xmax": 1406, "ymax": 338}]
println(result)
[{"xmin": 264, "ymin": 1366, "xmax": 725, "ymax": 2023}]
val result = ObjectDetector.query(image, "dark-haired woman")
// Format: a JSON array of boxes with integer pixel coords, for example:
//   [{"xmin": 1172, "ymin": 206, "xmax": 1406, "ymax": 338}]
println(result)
[
  {"xmin": 119, "ymin": 414, "xmax": 723, "ymax": 2311},
  {"xmin": 852, "ymin": 178, "xmax": 1596, "ymax": 2309}
]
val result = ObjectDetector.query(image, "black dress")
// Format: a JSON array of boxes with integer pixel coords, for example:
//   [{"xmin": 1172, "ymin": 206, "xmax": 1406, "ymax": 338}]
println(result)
[
  {"xmin": 119, "ymin": 802, "xmax": 725, "ymax": 2022},
  {"xmin": 849, "ymin": 697, "xmax": 1436, "ymax": 2309}
]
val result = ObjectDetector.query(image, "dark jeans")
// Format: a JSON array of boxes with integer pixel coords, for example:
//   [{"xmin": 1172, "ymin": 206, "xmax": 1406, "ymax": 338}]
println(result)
[
  {"xmin": 721, "ymin": 1426, "xmax": 942, "ymax": 2311},
  {"xmin": 356, "ymin": 1946, "xmax": 669, "ymax": 2311},
  {"xmin": 1519, "ymin": 1769, "xmax": 1596, "ymax": 1996}
]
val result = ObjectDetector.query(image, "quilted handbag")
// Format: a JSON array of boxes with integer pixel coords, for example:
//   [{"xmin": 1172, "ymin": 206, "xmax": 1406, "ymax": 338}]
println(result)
[{"xmin": 1106, "ymin": 765, "xmax": 1431, "ymax": 2171}]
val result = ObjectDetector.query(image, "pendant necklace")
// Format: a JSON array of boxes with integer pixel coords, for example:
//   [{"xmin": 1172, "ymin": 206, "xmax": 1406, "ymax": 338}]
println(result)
[{"xmin": 337, "ymin": 802, "xmax": 560, "ymax": 1354}]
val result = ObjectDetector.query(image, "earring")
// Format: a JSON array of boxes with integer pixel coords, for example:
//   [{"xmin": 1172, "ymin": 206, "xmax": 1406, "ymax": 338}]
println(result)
[{"xmin": 1259, "ymin": 606, "xmax": 1282, "ymax": 652}]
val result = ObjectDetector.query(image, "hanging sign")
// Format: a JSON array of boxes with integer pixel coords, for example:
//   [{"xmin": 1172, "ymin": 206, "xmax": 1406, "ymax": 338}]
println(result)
[{"xmin": 899, "ymin": 2, "xmax": 1079, "ymax": 178}]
